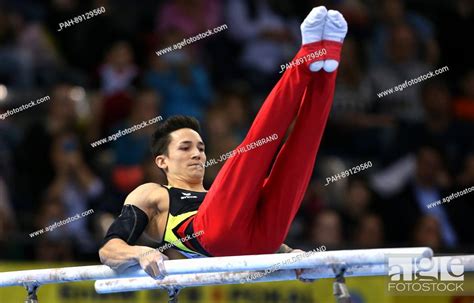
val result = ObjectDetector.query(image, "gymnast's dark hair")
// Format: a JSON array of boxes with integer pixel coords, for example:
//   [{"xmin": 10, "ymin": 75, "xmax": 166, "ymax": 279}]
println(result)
[{"xmin": 151, "ymin": 115, "xmax": 201, "ymax": 157}]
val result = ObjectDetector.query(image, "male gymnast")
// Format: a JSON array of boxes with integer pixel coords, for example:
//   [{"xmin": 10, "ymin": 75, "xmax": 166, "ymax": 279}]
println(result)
[{"xmin": 99, "ymin": 6, "xmax": 348, "ymax": 280}]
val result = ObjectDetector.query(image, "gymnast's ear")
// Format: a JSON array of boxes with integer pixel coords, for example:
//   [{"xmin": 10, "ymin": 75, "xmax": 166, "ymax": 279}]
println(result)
[{"xmin": 155, "ymin": 155, "xmax": 167, "ymax": 170}]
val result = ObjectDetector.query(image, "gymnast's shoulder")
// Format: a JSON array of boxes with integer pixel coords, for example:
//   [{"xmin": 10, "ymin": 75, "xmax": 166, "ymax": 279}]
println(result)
[{"xmin": 124, "ymin": 183, "xmax": 168, "ymax": 216}]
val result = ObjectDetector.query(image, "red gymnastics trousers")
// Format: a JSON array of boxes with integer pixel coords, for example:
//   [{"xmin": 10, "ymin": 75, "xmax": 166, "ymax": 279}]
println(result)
[{"xmin": 193, "ymin": 40, "xmax": 343, "ymax": 256}]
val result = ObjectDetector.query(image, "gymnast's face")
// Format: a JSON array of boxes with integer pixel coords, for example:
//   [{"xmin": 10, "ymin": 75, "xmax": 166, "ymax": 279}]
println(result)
[{"xmin": 156, "ymin": 128, "xmax": 206, "ymax": 182}]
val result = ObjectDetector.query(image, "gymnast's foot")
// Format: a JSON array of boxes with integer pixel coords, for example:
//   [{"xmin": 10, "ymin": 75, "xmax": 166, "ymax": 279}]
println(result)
[
  {"xmin": 300, "ymin": 6, "xmax": 327, "ymax": 72},
  {"xmin": 321, "ymin": 10, "xmax": 348, "ymax": 72}
]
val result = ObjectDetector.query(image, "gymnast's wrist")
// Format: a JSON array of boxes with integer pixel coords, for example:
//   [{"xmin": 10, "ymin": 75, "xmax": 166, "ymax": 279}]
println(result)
[{"xmin": 134, "ymin": 246, "xmax": 156, "ymax": 261}]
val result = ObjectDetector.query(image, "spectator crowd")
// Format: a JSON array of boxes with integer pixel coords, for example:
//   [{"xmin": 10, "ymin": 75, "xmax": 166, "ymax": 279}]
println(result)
[{"xmin": 0, "ymin": 0, "xmax": 473, "ymax": 261}]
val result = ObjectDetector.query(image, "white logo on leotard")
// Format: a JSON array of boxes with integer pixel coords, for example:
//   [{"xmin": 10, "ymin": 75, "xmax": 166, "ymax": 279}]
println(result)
[{"xmin": 181, "ymin": 192, "xmax": 198, "ymax": 199}]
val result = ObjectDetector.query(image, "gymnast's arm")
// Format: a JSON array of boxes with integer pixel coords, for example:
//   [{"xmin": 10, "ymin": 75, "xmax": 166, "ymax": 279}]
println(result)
[{"xmin": 99, "ymin": 183, "xmax": 169, "ymax": 278}]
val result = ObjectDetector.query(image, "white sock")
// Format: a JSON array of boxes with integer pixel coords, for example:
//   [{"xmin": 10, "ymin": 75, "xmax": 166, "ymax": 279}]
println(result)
[
  {"xmin": 300, "ymin": 6, "xmax": 327, "ymax": 45},
  {"xmin": 309, "ymin": 61, "xmax": 324, "ymax": 72},
  {"xmin": 322, "ymin": 10, "xmax": 348, "ymax": 72},
  {"xmin": 323, "ymin": 60, "xmax": 339, "ymax": 72},
  {"xmin": 301, "ymin": 7, "xmax": 327, "ymax": 72}
]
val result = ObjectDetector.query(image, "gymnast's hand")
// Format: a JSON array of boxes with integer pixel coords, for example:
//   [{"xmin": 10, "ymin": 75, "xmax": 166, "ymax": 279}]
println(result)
[
  {"xmin": 137, "ymin": 247, "xmax": 169, "ymax": 279},
  {"xmin": 290, "ymin": 249, "xmax": 318, "ymax": 283}
]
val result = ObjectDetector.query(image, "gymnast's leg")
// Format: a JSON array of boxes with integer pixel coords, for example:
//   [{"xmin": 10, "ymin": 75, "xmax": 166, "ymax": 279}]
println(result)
[
  {"xmin": 192, "ymin": 7, "xmax": 344, "ymax": 256},
  {"xmin": 251, "ymin": 10, "xmax": 348, "ymax": 252}
]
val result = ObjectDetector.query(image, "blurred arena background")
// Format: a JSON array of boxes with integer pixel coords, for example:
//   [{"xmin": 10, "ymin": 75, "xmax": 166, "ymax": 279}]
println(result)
[{"xmin": 0, "ymin": 0, "xmax": 473, "ymax": 302}]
